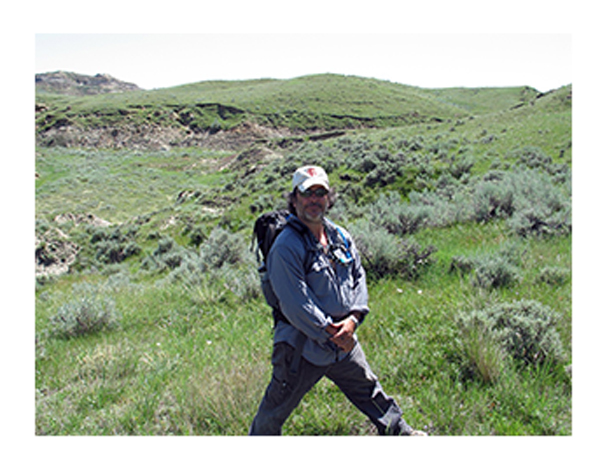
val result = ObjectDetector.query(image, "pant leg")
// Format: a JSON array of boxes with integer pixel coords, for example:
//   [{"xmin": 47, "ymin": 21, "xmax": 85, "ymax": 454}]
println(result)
[
  {"xmin": 249, "ymin": 343, "xmax": 325, "ymax": 435},
  {"xmin": 326, "ymin": 342, "xmax": 412, "ymax": 435}
]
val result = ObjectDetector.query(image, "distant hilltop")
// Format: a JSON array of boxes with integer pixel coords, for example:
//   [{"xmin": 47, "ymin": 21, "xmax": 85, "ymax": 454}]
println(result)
[{"xmin": 35, "ymin": 71, "xmax": 141, "ymax": 96}]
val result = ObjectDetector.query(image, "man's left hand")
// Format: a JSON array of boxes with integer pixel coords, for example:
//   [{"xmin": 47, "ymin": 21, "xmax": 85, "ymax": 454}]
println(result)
[{"xmin": 327, "ymin": 317, "xmax": 357, "ymax": 352}]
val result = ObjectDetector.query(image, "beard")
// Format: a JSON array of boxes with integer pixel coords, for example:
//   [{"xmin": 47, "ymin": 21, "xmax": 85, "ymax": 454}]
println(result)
[{"xmin": 297, "ymin": 202, "xmax": 326, "ymax": 224}]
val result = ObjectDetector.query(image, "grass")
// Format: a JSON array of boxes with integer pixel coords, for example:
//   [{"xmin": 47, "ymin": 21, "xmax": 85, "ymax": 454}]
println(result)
[
  {"xmin": 36, "ymin": 223, "xmax": 571, "ymax": 435},
  {"xmin": 35, "ymin": 219, "xmax": 572, "ymax": 435},
  {"xmin": 35, "ymin": 74, "xmax": 571, "ymax": 436},
  {"xmin": 36, "ymin": 147, "xmax": 234, "ymax": 224},
  {"xmin": 37, "ymin": 74, "xmax": 565, "ymax": 140},
  {"xmin": 36, "ymin": 280, "xmax": 273, "ymax": 435}
]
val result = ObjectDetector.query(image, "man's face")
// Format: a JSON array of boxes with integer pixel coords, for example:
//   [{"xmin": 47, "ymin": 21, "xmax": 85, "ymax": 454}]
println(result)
[{"xmin": 294, "ymin": 185, "xmax": 329, "ymax": 224}]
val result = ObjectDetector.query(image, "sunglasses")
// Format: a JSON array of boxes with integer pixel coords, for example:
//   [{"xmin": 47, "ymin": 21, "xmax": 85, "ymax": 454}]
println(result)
[{"xmin": 298, "ymin": 187, "xmax": 329, "ymax": 198}]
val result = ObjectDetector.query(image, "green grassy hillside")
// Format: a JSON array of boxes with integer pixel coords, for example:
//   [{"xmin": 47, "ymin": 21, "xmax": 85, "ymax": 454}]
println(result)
[
  {"xmin": 35, "ymin": 73, "xmax": 557, "ymax": 150},
  {"xmin": 35, "ymin": 74, "xmax": 571, "ymax": 436}
]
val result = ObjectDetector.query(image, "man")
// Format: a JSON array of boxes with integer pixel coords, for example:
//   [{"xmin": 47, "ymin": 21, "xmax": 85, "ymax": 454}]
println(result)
[{"xmin": 249, "ymin": 165, "xmax": 426, "ymax": 436}]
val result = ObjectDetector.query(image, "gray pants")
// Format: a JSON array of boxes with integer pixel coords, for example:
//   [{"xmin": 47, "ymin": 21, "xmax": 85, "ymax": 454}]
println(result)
[{"xmin": 249, "ymin": 341, "xmax": 412, "ymax": 435}]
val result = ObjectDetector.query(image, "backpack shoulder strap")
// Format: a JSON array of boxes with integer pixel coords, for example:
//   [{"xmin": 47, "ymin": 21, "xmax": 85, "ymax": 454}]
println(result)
[
  {"xmin": 325, "ymin": 219, "xmax": 354, "ymax": 265},
  {"xmin": 284, "ymin": 216, "xmax": 319, "ymax": 269}
]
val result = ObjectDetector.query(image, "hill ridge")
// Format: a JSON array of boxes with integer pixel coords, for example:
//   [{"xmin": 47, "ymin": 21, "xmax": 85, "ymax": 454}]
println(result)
[{"xmin": 35, "ymin": 72, "xmax": 570, "ymax": 152}]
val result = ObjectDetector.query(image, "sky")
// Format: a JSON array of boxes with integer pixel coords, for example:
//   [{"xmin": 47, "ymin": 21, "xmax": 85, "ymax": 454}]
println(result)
[{"xmin": 35, "ymin": 33, "xmax": 572, "ymax": 93}]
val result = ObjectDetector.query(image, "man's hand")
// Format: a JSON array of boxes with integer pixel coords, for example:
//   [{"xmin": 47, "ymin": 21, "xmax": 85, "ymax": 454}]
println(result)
[{"xmin": 326, "ymin": 316, "xmax": 358, "ymax": 352}]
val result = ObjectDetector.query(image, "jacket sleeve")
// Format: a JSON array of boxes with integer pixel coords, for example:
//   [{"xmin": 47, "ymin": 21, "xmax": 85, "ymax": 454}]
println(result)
[
  {"xmin": 267, "ymin": 235, "xmax": 334, "ymax": 344},
  {"xmin": 345, "ymin": 230, "xmax": 370, "ymax": 322}
]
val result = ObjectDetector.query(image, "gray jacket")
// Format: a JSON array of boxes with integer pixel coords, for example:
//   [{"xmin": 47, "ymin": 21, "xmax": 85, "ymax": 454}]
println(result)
[{"xmin": 267, "ymin": 215, "xmax": 370, "ymax": 365}]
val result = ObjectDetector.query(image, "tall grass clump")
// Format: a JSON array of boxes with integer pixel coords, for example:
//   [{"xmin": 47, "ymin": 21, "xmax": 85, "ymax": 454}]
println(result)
[{"xmin": 455, "ymin": 313, "xmax": 507, "ymax": 383}]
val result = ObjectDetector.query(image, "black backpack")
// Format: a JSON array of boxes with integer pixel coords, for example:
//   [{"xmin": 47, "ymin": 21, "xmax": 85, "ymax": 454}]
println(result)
[
  {"xmin": 253, "ymin": 209, "xmax": 291, "ymax": 273},
  {"xmin": 252, "ymin": 209, "xmax": 312, "ymax": 327}
]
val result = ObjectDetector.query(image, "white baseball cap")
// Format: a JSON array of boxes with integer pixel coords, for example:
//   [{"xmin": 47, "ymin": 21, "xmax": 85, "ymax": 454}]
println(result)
[{"xmin": 292, "ymin": 165, "xmax": 330, "ymax": 192}]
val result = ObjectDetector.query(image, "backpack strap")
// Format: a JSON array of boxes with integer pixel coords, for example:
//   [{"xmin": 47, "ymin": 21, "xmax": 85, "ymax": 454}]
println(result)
[
  {"xmin": 268, "ymin": 216, "xmax": 314, "ymax": 360},
  {"xmin": 325, "ymin": 220, "xmax": 354, "ymax": 266},
  {"xmin": 284, "ymin": 215, "xmax": 319, "ymax": 266}
]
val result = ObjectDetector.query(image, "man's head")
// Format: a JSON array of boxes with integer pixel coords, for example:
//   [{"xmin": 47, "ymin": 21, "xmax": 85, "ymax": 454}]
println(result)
[{"xmin": 288, "ymin": 165, "xmax": 335, "ymax": 224}]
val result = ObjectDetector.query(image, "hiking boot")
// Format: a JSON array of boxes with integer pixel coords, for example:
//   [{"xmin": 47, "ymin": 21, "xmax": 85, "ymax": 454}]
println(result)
[
  {"xmin": 396, "ymin": 418, "xmax": 427, "ymax": 436},
  {"xmin": 400, "ymin": 427, "xmax": 428, "ymax": 436}
]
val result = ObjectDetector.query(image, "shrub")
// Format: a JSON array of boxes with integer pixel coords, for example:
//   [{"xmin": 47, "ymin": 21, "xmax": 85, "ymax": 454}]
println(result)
[
  {"xmin": 198, "ymin": 227, "xmax": 248, "ymax": 271},
  {"xmin": 511, "ymin": 146, "xmax": 553, "ymax": 171},
  {"xmin": 536, "ymin": 266, "xmax": 570, "ymax": 286},
  {"xmin": 141, "ymin": 236, "xmax": 201, "ymax": 275},
  {"xmin": 89, "ymin": 225, "xmax": 141, "ymax": 264},
  {"xmin": 186, "ymin": 224, "xmax": 207, "ymax": 247},
  {"xmin": 472, "ymin": 257, "xmax": 521, "ymax": 289},
  {"xmin": 49, "ymin": 285, "xmax": 120, "ymax": 338},
  {"xmin": 367, "ymin": 192, "xmax": 430, "ymax": 236},
  {"xmin": 508, "ymin": 203, "xmax": 571, "ymax": 238},
  {"xmin": 458, "ymin": 299, "xmax": 565, "ymax": 369},
  {"xmin": 348, "ymin": 219, "xmax": 436, "ymax": 280},
  {"xmin": 218, "ymin": 264, "xmax": 261, "ymax": 302},
  {"xmin": 506, "ymin": 169, "xmax": 571, "ymax": 237},
  {"xmin": 95, "ymin": 240, "xmax": 141, "ymax": 264},
  {"xmin": 450, "ymin": 243, "xmax": 524, "ymax": 289},
  {"xmin": 470, "ymin": 168, "xmax": 571, "ymax": 237},
  {"xmin": 449, "ymin": 255, "xmax": 476, "ymax": 276},
  {"xmin": 249, "ymin": 194, "xmax": 274, "ymax": 214},
  {"xmin": 472, "ymin": 179, "xmax": 515, "ymax": 222},
  {"xmin": 408, "ymin": 188, "xmax": 472, "ymax": 227},
  {"xmin": 448, "ymin": 155, "xmax": 474, "ymax": 180}
]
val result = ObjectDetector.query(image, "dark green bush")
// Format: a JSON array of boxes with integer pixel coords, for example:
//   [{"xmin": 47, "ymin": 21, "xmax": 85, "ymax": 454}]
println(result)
[
  {"xmin": 536, "ymin": 266, "xmax": 570, "ymax": 286},
  {"xmin": 186, "ymin": 224, "xmax": 207, "ymax": 247},
  {"xmin": 95, "ymin": 240, "xmax": 141, "ymax": 264},
  {"xmin": 89, "ymin": 225, "xmax": 141, "ymax": 264},
  {"xmin": 141, "ymin": 236, "xmax": 200, "ymax": 275}
]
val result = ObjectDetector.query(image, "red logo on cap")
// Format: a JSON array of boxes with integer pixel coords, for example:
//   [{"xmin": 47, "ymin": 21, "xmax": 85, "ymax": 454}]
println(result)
[{"xmin": 307, "ymin": 167, "xmax": 318, "ymax": 177}]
